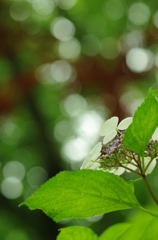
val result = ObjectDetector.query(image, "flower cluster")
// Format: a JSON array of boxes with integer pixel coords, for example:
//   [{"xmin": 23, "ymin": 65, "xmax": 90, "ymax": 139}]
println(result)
[{"xmin": 81, "ymin": 117, "xmax": 158, "ymax": 176}]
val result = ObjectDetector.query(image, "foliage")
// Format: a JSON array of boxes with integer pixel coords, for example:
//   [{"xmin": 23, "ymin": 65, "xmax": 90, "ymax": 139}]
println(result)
[
  {"xmin": 56, "ymin": 217, "xmax": 158, "ymax": 240},
  {"xmin": 123, "ymin": 89, "xmax": 158, "ymax": 157},
  {"xmin": 20, "ymin": 170, "xmax": 140, "ymax": 222},
  {"xmin": 2, "ymin": 0, "xmax": 158, "ymax": 239},
  {"xmin": 21, "ymin": 88, "xmax": 158, "ymax": 239}
]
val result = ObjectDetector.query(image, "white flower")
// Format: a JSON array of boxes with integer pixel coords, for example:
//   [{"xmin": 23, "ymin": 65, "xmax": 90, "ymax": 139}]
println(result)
[
  {"xmin": 81, "ymin": 142, "xmax": 102, "ymax": 170},
  {"xmin": 106, "ymin": 167, "xmax": 125, "ymax": 176},
  {"xmin": 100, "ymin": 117, "xmax": 133, "ymax": 144},
  {"xmin": 124, "ymin": 157, "xmax": 156, "ymax": 175},
  {"xmin": 80, "ymin": 141, "xmax": 125, "ymax": 174},
  {"xmin": 106, "ymin": 159, "xmax": 137, "ymax": 176},
  {"xmin": 106, "ymin": 156, "xmax": 157, "ymax": 176},
  {"xmin": 144, "ymin": 157, "xmax": 157, "ymax": 175},
  {"xmin": 81, "ymin": 116, "xmax": 157, "ymax": 176},
  {"xmin": 125, "ymin": 160, "xmax": 138, "ymax": 173},
  {"xmin": 152, "ymin": 127, "xmax": 158, "ymax": 141}
]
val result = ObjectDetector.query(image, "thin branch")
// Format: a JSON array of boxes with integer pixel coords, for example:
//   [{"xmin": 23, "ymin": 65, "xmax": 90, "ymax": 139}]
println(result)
[
  {"xmin": 145, "ymin": 156, "xmax": 158, "ymax": 172},
  {"xmin": 140, "ymin": 206, "xmax": 158, "ymax": 218},
  {"xmin": 130, "ymin": 151, "xmax": 139, "ymax": 165},
  {"xmin": 142, "ymin": 153, "xmax": 145, "ymax": 174},
  {"xmin": 137, "ymin": 155, "xmax": 143, "ymax": 174},
  {"xmin": 119, "ymin": 164, "xmax": 142, "ymax": 176},
  {"xmin": 145, "ymin": 157, "xmax": 154, "ymax": 172},
  {"xmin": 129, "ymin": 178, "xmax": 142, "ymax": 183},
  {"xmin": 126, "ymin": 161, "xmax": 138, "ymax": 167},
  {"xmin": 142, "ymin": 175, "xmax": 158, "ymax": 206}
]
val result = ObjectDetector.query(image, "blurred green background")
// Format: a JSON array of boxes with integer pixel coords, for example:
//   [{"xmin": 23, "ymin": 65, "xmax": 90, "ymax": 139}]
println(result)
[{"xmin": 1, "ymin": 0, "xmax": 158, "ymax": 239}]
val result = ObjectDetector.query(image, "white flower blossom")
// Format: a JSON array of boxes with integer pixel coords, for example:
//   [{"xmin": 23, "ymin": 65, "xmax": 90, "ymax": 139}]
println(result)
[
  {"xmin": 80, "ymin": 116, "xmax": 157, "ymax": 176},
  {"xmin": 100, "ymin": 117, "xmax": 133, "ymax": 144},
  {"xmin": 111, "ymin": 157, "xmax": 156, "ymax": 176},
  {"xmin": 152, "ymin": 127, "xmax": 158, "ymax": 141},
  {"xmin": 106, "ymin": 167, "xmax": 125, "ymax": 176},
  {"xmin": 125, "ymin": 157, "xmax": 156, "ymax": 175},
  {"xmin": 81, "ymin": 142, "xmax": 102, "ymax": 170},
  {"xmin": 144, "ymin": 157, "xmax": 157, "ymax": 175}
]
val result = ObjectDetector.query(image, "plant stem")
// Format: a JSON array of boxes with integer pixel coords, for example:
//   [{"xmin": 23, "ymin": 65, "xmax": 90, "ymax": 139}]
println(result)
[
  {"xmin": 119, "ymin": 164, "xmax": 142, "ymax": 176},
  {"xmin": 130, "ymin": 178, "xmax": 142, "ymax": 183},
  {"xmin": 131, "ymin": 152, "xmax": 138, "ymax": 163},
  {"xmin": 145, "ymin": 157, "xmax": 153, "ymax": 172},
  {"xmin": 116, "ymin": 129, "xmax": 122, "ymax": 135},
  {"xmin": 140, "ymin": 206, "xmax": 158, "ymax": 218},
  {"xmin": 142, "ymin": 153, "xmax": 145, "ymax": 174},
  {"xmin": 142, "ymin": 175, "xmax": 158, "ymax": 205},
  {"xmin": 145, "ymin": 156, "xmax": 158, "ymax": 172}
]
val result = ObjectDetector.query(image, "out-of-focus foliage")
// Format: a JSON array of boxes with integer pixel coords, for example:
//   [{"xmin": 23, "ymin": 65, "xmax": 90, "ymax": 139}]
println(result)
[
  {"xmin": 56, "ymin": 211, "xmax": 158, "ymax": 240},
  {"xmin": 1, "ymin": 0, "xmax": 158, "ymax": 239}
]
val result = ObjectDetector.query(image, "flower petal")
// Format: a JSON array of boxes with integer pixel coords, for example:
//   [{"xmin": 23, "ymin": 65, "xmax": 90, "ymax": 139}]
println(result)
[
  {"xmin": 152, "ymin": 127, "xmax": 158, "ymax": 141},
  {"xmin": 90, "ymin": 142, "xmax": 102, "ymax": 160},
  {"xmin": 89, "ymin": 161, "xmax": 101, "ymax": 170},
  {"xmin": 81, "ymin": 142, "xmax": 102, "ymax": 169},
  {"xmin": 80, "ymin": 155, "xmax": 92, "ymax": 169},
  {"xmin": 105, "ymin": 167, "xmax": 125, "ymax": 176},
  {"xmin": 125, "ymin": 164, "xmax": 137, "ymax": 172},
  {"xmin": 113, "ymin": 167, "xmax": 125, "ymax": 175},
  {"xmin": 100, "ymin": 116, "xmax": 119, "ymax": 136},
  {"xmin": 103, "ymin": 130, "xmax": 117, "ymax": 144},
  {"xmin": 117, "ymin": 117, "xmax": 133, "ymax": 130},
  {"xmin": 145, "ymin": 157, "xmax": 157, "ymax": 175}
]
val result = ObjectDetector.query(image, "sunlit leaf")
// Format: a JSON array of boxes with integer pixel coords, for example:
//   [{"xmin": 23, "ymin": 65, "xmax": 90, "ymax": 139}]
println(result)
[
  {"xmin": 99, "ymin": 223, "xmax": 131, "ymax": 240},
  {"xmin": 127, "ymin": 181, "xmax": 135, "ymax": 193},
  {"xmin": 139, "ymin": 217, "xmax": 158, "ymax": 240},
  {"xmin": 20, "ymin": 170, "xmax": 140, "ymax": 223},
  {"xmin": 56, "ymin": 218, "xmax": 158, "ymax": 240},
  {"xmin": 57, "ymin": 226, "xmax": 98, "ymax": 240},
  {"xmin": 123, "ymin": 89, "xmax": 158, "ymax": 156},
  {"xmin": 120, "ymin": 211, "xmax": 158, "ymax": 240}
]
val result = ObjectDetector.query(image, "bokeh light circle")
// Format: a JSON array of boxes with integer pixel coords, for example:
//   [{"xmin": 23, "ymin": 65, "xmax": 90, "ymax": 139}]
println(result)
[
  {"xmin": 50, "ymin": 60, "xmax": 73, "ymax": 83},
  {"xmin": 55, "ymin": 0, "xmax": 78, "ymax": 10},
  {"xmin": 1, "ymin": 177, "xmax": 23, "ymax": 199},
  {"xmin": 126, "ymin": 48, "xmax": 153, "ymax": 73},
  {"xmin": 3, "ymin": 161, "xmax": 25, "ymax": 180},
  {"xmin": 128, "ymin": 3, "xmax": 150, "ymax": 26},
  {"xmin": 58, "ymin": 38, "xmax": 81, "ymax": 61},
  {"xmin": 50, "ymin": 17, "xmax": 75, "ymax": 41},
  {"xmin": 104, "ymin": 0, "xmax": 125, "ymax": 21}
]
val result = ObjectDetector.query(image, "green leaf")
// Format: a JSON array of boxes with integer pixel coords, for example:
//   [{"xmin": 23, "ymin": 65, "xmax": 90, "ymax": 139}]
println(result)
[
  {"xmin": 20, "ymin": 170, "xmax": 140, "ymax": 223},
  {"xmin": 57, "ymin": 226, "xmax": 98, "ymax": 240},
  {"xmin": 138, "ymin": 217, "xmax": 158, "ymax": 240},
  {"xmin": 119, "ymin": 216, "xmax": 158, "ymax": 240},
  {"xmin": 56, "ymin": 216, "xmax": 158, "ymax": 240},
  {"xmin": 127, "ymin": 181, "xmax": 135, "ymax": 193},
  {"xmin": 127, "ymin": 178, "xmax": 142, "ymax": 193},
  {"xmin": 123, "ymin": 89, "xmax": 158, "ymax": 156},
  {"xmin": 99, "ymin": 223, "xmax": 131, "ymax": 240}
]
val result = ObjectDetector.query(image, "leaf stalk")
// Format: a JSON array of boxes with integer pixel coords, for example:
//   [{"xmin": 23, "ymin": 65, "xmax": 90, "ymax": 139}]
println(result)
[{"xmin": 142, "ymin": 175, "xmax": 158, "ymax": 206}]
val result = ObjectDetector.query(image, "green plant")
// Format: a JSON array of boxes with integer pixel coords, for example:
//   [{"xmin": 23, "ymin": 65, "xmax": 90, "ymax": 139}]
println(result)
[{"xmin": 20, "ymin": 88, "xmax": 158, "ymax": 239}]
